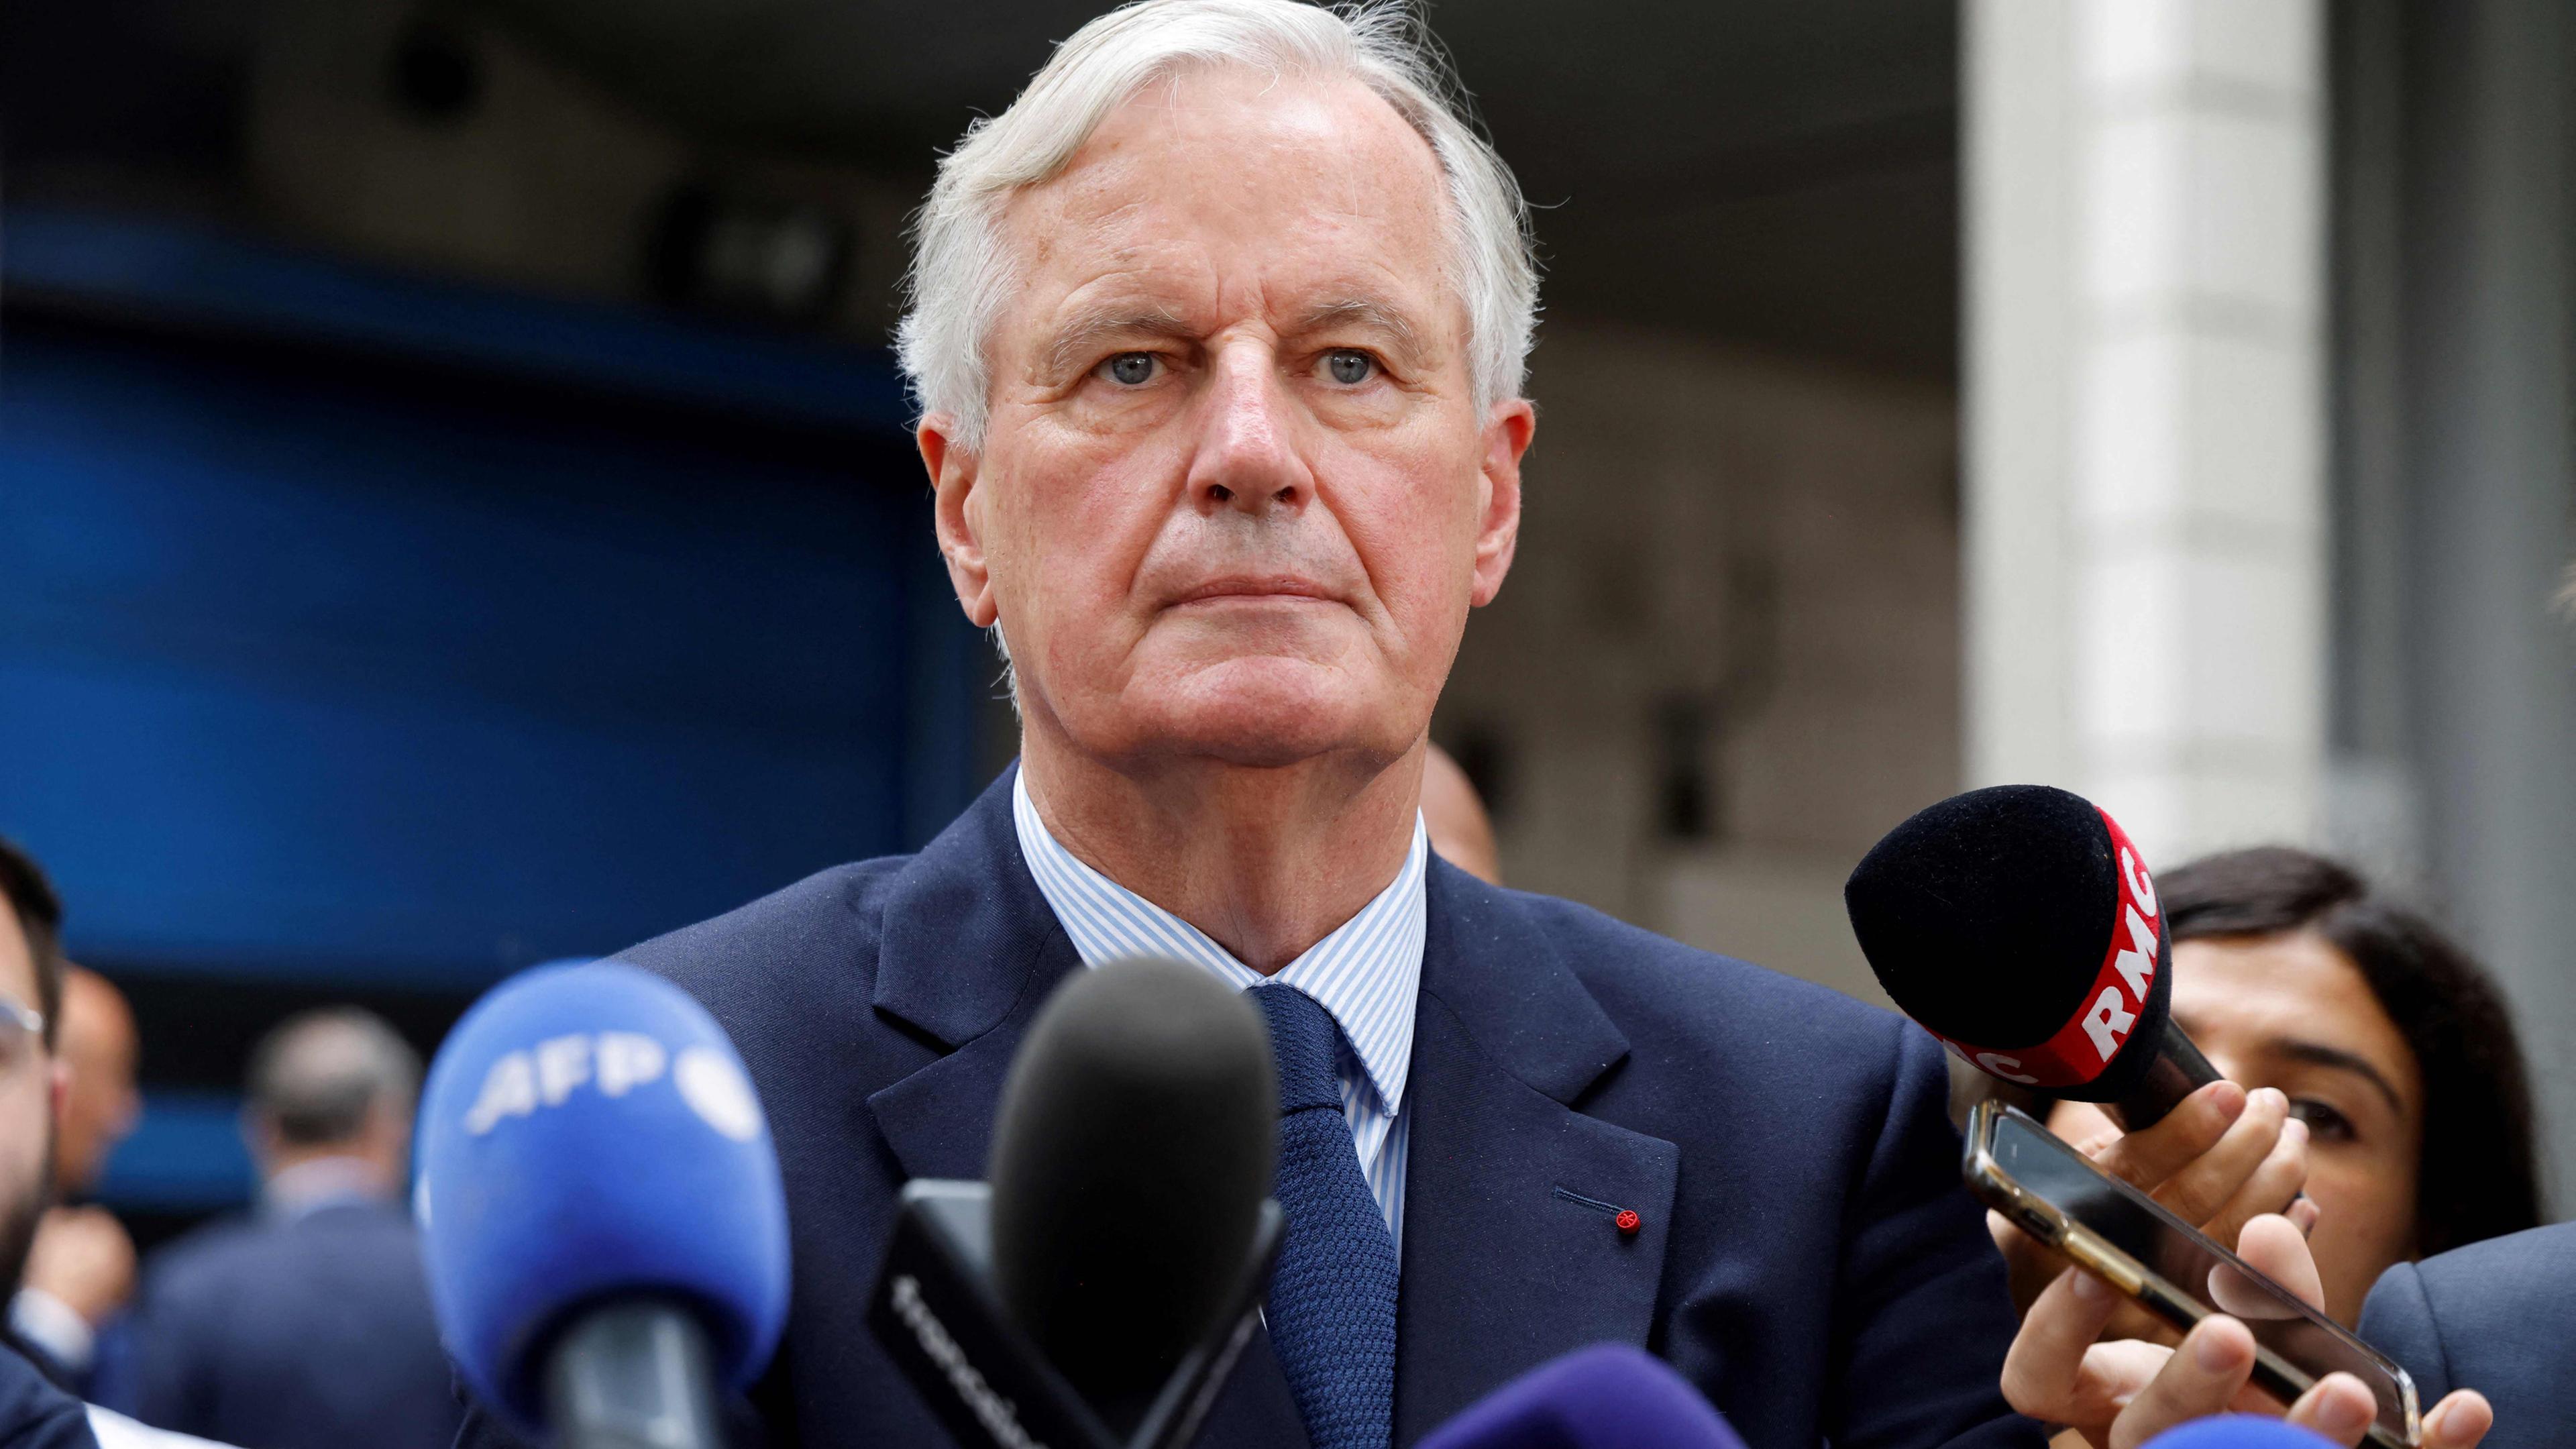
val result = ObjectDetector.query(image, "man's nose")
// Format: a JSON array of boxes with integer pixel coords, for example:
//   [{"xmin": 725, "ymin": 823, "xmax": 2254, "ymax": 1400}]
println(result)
[{"xmin": 1187, "ymin": 347, "xmax": 1311, "ymax": 515}]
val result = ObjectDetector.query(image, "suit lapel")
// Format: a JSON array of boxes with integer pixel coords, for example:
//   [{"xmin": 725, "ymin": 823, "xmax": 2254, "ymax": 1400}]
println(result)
[
  {"xmin": 858, "ymin": 767, "xmax": 1312, "ymax": 1449},
  {"xmin": 1392, "ymin": 863, "xmax": 1680, "ymax": 1445},
  {"xmin": 863, "ymin": 765, "xmax": 1079, "ymax": 1181}
]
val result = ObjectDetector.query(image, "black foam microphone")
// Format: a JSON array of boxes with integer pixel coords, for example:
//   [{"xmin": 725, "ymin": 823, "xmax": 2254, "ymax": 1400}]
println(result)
[
  {"xmin": 873, "ymin": 955, "xmax": 1283, "ymax": 1449},
  {"xmin": 1844, "ymin": 784, "xmax": 2218, "ymax": 1128}
]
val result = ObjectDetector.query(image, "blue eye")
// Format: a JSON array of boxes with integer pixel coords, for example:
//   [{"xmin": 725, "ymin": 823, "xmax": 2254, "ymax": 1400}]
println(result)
[
  {"xmin": 1326, "ymin": 350, "xmax": 1375, "ymax": 384},
  {"xmin": 1102, "ymin": 353, "xmax": 1157, "ymax": 386}
]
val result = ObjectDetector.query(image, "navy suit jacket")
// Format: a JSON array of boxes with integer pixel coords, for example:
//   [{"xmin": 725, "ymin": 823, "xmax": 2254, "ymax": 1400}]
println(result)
[
  {"xmin": 2357, "ymin": 1223, "xmax": 2576, "ymax": 1448},
  {"xmin": 460, "ymin": 769, "xmax": 2040, "ymax": 1449},
  {"xmin": 107, "ymin": 1200, "xmax": 458, "ymax": 1449},
  {"xmin": 0, "ymin": 1340, "xmax": 94, "ymax": 1449}
]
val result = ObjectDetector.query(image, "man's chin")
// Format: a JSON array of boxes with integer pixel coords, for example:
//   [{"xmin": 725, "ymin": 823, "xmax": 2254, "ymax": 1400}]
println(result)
[{"xmin": 1104, "ymin": 660, "xmax": 1401, "ymax": 769}]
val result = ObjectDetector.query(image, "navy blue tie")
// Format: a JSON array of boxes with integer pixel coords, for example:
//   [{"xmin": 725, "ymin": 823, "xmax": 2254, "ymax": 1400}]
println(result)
[{"xmin": 1249, "ymin": 984, "xmax": 1398, "ymax": 1449}]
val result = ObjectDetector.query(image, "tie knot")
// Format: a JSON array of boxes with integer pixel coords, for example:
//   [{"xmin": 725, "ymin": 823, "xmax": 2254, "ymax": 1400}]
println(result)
[{"xmin": 1249, "ymin": 985, "xmax": 1346, "ymax": 1115}]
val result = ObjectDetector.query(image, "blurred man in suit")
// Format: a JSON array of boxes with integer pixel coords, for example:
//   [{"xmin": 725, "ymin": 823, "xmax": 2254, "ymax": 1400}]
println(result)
[
  {"xmin": 110, "ymin": 1009, "xmax": 456, "ymax": 1449},
  {"xmin": 11, "ymin": 967, "xmax": 142, "ymax": 1391}
]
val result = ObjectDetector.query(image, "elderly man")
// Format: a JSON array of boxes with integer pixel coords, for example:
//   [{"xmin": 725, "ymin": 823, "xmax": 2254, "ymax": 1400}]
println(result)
[{"xmin": 453, "ymin": 2, "xmax": 2418, "ymax": 1446}]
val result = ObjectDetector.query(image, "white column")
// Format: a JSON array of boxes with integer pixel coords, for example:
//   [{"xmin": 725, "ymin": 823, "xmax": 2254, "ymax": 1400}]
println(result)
[{"xmin": 1967, "ymin": 0, "xmax": 2325, "ymax": 865}]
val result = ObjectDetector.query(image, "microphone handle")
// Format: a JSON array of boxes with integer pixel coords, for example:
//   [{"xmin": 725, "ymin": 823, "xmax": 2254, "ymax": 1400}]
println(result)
[
  {"xmin": 2108, "ymin": 1026, "xmax": 2220, "ymax": 1130},
  {"xmin": 546, "ymin": 1299, "xmax": 724, "ymax": 1449}
]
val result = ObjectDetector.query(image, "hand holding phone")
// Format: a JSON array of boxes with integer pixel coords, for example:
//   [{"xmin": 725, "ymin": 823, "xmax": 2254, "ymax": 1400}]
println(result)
[
  {"xmin": 1988, "ymin": 1081, "xmax": 2313, "ymax": 1326},
  {"xmin": 1973, "ymin": 1104, "xmax": 2493, "ymax": 1448}
]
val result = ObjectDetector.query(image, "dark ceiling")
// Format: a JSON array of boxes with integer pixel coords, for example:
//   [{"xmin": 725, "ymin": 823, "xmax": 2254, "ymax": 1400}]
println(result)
[
  {"xmin": 482, "ymin": 0, "xmax": 1961, "ymax": 380},
  {"xmin": 1, "ymin": 0, "xmax": 1958, "ymax": 380}
]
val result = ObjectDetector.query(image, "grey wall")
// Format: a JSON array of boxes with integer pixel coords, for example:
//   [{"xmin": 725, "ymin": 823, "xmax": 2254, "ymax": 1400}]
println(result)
[{"xmin": 2332, "ymin": 0, "xmax": 2576, "ymax": 1214}]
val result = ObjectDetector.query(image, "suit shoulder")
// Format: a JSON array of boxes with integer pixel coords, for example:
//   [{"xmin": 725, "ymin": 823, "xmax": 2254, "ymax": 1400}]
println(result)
[
  {"xmin": 1504, "ymin": 888, "xmax": 1905, "ymax": 1047},
  {"xmin": 2362, "ymin": 1224, "xmax": 2576, "ymax": 1416},
  {"xmin": 138, "ymin": 1215, "xmax": 275, "ymax": 1303},
  {"xmin": 615, "ymin": 856, "xmax": 911, "ymax": 1011},
  {"xmin": 2412, "ymin": 1222, "xmax": 2576, "ymax": 1309},
  {"xmin": 1486, "ymin": 885, "xmax": 1931, "ymax": 1126}
]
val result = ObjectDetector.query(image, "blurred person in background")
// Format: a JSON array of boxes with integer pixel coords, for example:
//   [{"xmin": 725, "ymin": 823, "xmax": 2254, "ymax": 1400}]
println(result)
[
  {"xmin": 0, "ymin": 841, "xmax": 70, "ymax": 1377},
  {"xmin": 1421, "ymin": 743, "xmax": 1501, "ymax": 884},
  {"xmin": 107, "ymin": 1008, "xmax": 455, "ymax": 1449},
  {"xmin": 49, "ymin": 969, "xmax": 141, "ymax": 1200},
  {"xmin": 2041, "ymin": 847, "xmax": 2543, "ymax": 1328},
  {"xmin": 11, "ymin": 966, "xmax": 143, "ymax": 1391},
  {"xmin": 0, "ymin": 837, "xmax": 230, "ymax": 1448}
]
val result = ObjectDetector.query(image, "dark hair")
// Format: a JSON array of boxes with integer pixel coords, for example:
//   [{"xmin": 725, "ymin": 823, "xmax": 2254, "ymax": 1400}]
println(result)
[
  {"xmin": 2159, "ymin": 846, "xmax": 2544, "ymax": 1257},
  {"xmin": 0, "ymin": 837, "xmax": 64, "ymax": 1050}
]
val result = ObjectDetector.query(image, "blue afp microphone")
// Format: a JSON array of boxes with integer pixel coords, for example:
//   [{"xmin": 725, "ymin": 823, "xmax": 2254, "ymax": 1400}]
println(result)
[
  {"xmin": 2139, "ymin": 1420, "xmax": 2336, "ymax": 1449},
  {"xmin": 417, "ymin": 960, "xmax": 790, "ymax": 1449},
  {"xmin": 1415, "ymin": 1344, "xmax": 1746, "ymax": 1449}
]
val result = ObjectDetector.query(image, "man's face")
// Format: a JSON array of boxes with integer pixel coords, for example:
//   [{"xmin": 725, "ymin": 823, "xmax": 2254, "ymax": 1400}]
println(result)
[
  {"xmin": 0, "ymin": 911, "xmax": 55, "ymax": 1291},
  {"xmin": 927, "ymin": 67, "xmax": 1531, "ymax": 775},
  {"xmin": 54, "ymin": 973, "xmax": 140, "ymax": 1194}
]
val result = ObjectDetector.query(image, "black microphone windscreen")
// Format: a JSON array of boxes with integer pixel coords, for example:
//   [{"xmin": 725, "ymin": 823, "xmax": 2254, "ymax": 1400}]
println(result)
[
  {"xmin": 1845, "ymin": 784, "xmax": 2174, "ymax": 1098},
  {"xmin": 987, "ymin": 955, "xmax": 1277, "ymax": 1404}
]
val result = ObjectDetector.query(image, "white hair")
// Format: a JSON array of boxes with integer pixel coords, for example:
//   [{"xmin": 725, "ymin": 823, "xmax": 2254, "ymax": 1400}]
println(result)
[{"xmin": 895, "ymin": 0, "xmax": 1539, "ymax": 447}]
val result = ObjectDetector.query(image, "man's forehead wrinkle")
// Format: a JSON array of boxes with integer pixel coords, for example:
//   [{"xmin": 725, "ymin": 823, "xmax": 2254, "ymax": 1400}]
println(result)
[
  {"xmin": 1034, "ymin": 301, "xmax": 1197, "ymax": 382},
  {"xmin": 1293, "ymin": 296, "xmax": 1428, "ymax": 353}
]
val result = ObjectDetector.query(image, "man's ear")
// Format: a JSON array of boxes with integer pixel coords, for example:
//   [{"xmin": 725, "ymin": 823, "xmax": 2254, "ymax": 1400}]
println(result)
[
  {"xmin": 1470, "ymin": 398, "xmax": 1534, "ymax": 607},
  {"xmin": 921, "ymin": 415, "xmax": 998, "ymax": 628},
  {"xmin": 47, "ymin": 1061, "xmax": 67, "ymax": 1123}
]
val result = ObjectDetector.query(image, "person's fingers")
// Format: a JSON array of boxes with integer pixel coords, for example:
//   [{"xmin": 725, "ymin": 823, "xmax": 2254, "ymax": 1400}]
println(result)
[
  {"xmin": 2422, "ymin": 1390, "xmax": 2495, "ymax": 1449},
  {"xmin": 2283, "ymin": 1371, "xmax": 2378, "ymax": 1445},
  {"xmin": 2196, "ymin": 1121, "xmax": 2312, "ymax": 1273},
  {"xmin": 2288, "ymin": 1194, "xmax": 2322, "ymax": 1237},
  {"xmin": 2233, "ymin": 1213, "xmax": 2327, "ymax": 1309},
  {"xmin": 2108, "ymin": 1316, "xmax": 2257, "ymax": 1449},
  {"xmin": 2091, "ymin": 1080, "xmax": 2249, "ymax": 1191},
  {"xmin": 2000, "ymin": 1267, "xmax": 2124, "ymax": 1421},
  {"xmin": 1988, "ymin": 1207, "xmax": 2018, "ymax": 1258},
  {"xmin": 1990, "ymin": 1210, "xmax": 2066, "ymax": 1316},
  {"xmin": 2099, "ymin": 1297, "xmax": 2185, "ymax": 1350},
  {"xmin": 2072, "ymin": 1128, "xmax": 2123, "ymax": 1160},
  {"xmin": 2149, "ymin": 1087, "xmax": 2294, "ymax": 1228}
]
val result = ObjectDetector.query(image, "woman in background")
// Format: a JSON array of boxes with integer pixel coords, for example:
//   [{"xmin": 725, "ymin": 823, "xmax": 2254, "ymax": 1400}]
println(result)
[{"xmin": 2046, "ymin": 846, "xmax": 2544, "ymax": 1326}]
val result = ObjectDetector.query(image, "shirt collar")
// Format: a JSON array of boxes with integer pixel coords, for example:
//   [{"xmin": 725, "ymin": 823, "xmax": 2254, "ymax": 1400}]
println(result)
[
  {"xmin": 263, "ymin": 1156, "xmax": 388, "ymax": 1220},
  {"xmin": 1012, "ymin": 767, "xmax": 1426, "ymax": 1116}
]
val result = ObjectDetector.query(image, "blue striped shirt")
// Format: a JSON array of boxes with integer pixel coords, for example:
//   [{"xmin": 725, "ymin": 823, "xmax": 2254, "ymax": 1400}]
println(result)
[{"xmin": 1012, "ymin": 769, "xmax": 1424, "ymax": 1252}]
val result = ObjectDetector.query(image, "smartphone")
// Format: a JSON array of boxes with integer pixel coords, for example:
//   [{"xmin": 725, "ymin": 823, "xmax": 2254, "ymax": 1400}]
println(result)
[{"xmin": 1964, "ymin": 1100, "xmax": 2420, "ymax": 1447}]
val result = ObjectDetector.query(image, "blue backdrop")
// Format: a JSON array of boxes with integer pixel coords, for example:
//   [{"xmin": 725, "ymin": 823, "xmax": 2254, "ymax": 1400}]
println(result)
[{"xmin": 0, "ymin": 211, "xmax": 986, "ymax": 1209}]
